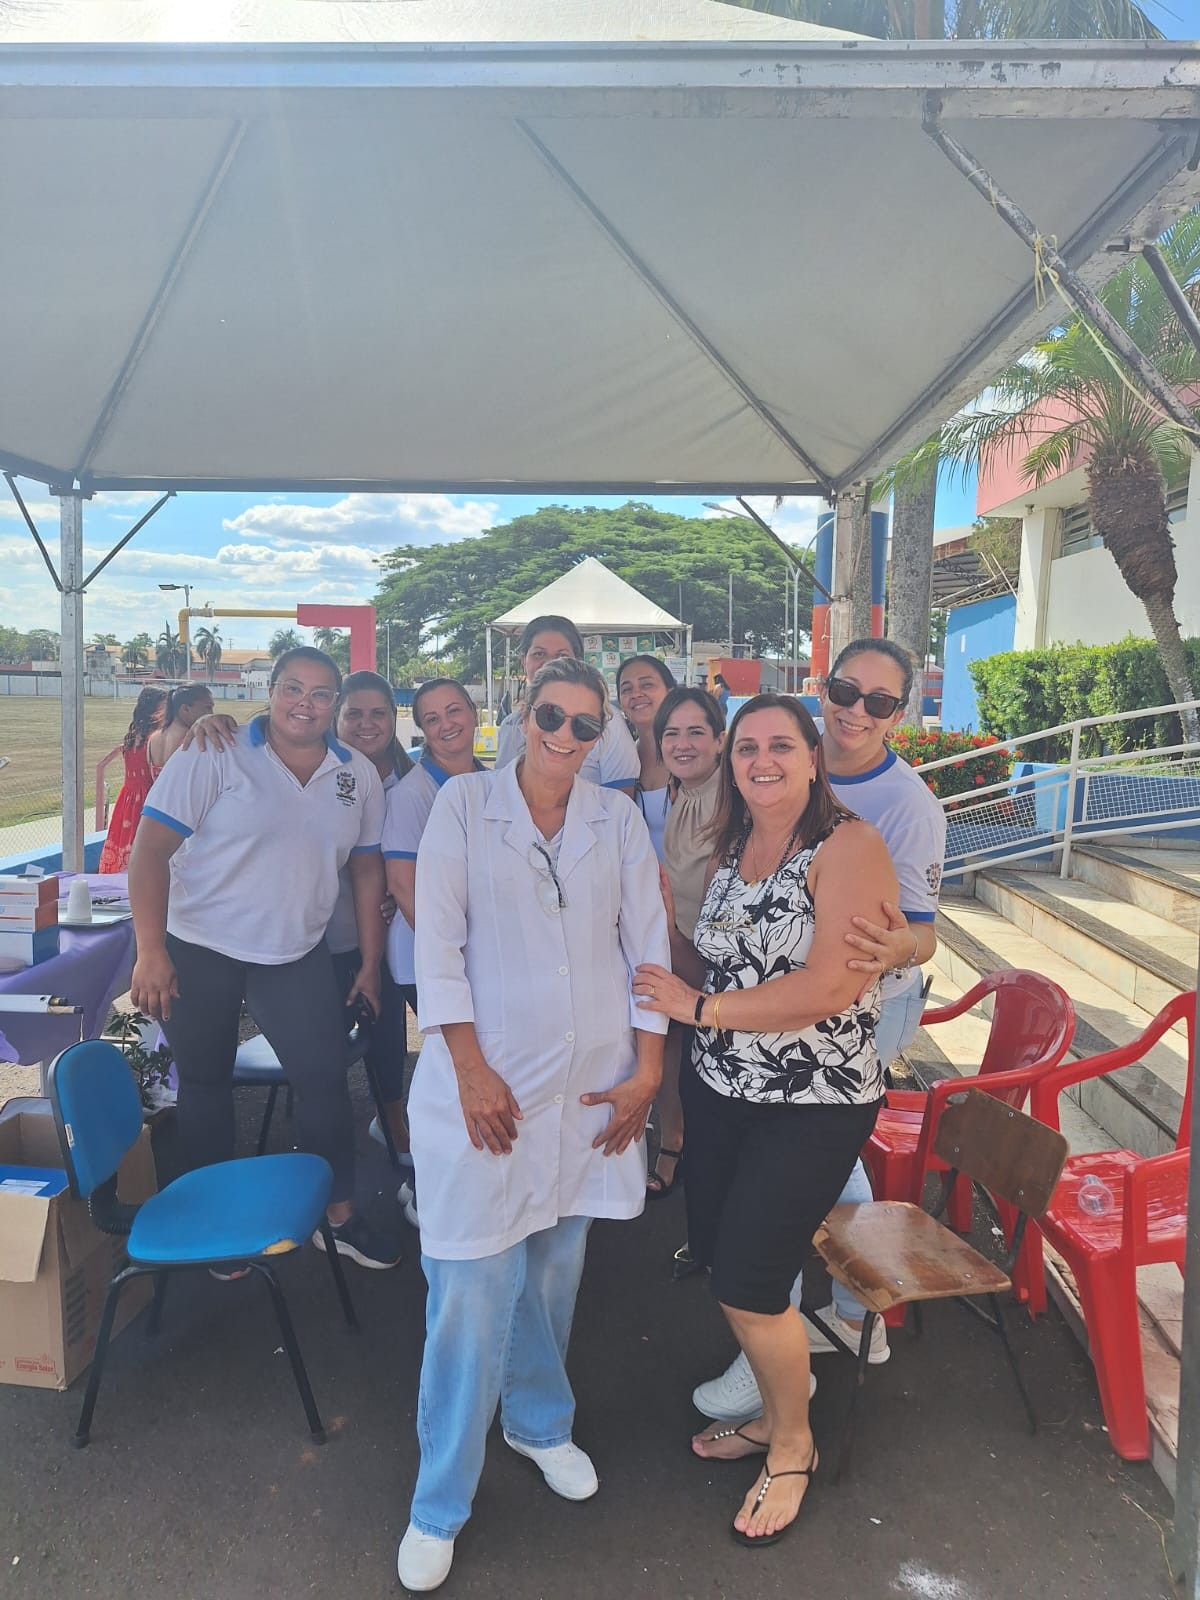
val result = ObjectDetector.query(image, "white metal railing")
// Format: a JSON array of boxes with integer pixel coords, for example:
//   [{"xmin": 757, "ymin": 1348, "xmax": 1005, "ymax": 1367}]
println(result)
[{"xmin": 914, "ymin": 699, "xmax": 1200, "ymax": 878}]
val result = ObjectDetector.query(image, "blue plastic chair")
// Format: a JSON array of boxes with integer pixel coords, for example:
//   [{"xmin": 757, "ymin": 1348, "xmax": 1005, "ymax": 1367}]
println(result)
[{"xmin": 46, "ymin": 1039, "xmax": 359, "ymax": 1449}]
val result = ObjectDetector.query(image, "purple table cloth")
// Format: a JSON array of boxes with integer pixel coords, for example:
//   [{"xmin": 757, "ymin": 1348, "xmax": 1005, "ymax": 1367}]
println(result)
[{"xmin": 0, "ymin": 874, "xmax": 134, "ymax": 1065}]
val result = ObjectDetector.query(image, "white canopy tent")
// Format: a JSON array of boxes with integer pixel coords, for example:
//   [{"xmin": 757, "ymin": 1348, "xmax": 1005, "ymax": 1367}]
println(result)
[
  {"xmin": 3, "ymin": 2, "xmax": 1200, "ymax": 851},
  {"xmin": 486, "ymin": 555, "xmax": 687, "ymax": 711}
]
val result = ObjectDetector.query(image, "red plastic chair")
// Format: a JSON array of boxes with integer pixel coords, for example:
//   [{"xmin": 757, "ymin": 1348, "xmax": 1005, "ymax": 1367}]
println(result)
[
  {"xmin": 1030, "ymin": 990, "xmax": 1194, "ymax": 1460},
  {"xmin": 863, "ymin": 970, "xmax": 1076, "ymax": 1318}
]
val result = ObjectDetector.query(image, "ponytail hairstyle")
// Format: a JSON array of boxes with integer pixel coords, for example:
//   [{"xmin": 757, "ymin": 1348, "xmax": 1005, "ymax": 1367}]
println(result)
[{"xmin": 124, "ymin": 686, "xmax": 167, "ymax": 752}]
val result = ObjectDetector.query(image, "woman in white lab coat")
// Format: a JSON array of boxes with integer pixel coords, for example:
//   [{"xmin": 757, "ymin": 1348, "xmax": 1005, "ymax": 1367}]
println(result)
[{"xmin": 396, "ymin": 657, "xmax": 670, "ymax": 1594}]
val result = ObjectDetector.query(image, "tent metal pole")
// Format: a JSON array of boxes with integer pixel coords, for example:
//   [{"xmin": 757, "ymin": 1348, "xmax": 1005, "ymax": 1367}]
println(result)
[
  {"xmin": 923, "ymin": 110, "xmax": 1200, "ymax": 440},
  {"xmin": 486, "ymin": 627, "xmax": 494, "ymax": 720},
  {"xmin": 504, "ymin": 636, "xmax": 512, "ymax": 712},
  {"xmin": 1143, "ymin": 242, "xmax": 1200, "ymax": 368},
  {"xmin": 4, "ymin": 473, "xmax": 62, "ymax": 591},
  {"xmin": 828, "ymin": 495, "xmax": 856, "ymax": 668},
  {"xmin": 57, "ymin": 490, "xmax": 86, "ymax": 874}
]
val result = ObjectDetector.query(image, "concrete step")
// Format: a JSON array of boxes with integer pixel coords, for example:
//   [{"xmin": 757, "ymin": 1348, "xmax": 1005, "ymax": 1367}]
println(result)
[
  {"xmin": 934, "ymin": 893, "xmax": 1187, "ymax": 1158},
  {"xmin": 1070, "ymin": 842, "xmax": 1200, "ymax": 933},
  {"xmin": 976, "ymin": 867, "xmax": 1194, "ymax": 1022}
]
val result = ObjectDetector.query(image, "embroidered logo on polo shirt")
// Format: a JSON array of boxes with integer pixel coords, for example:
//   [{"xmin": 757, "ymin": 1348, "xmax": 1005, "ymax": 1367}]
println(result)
[
  {"xmin": 335, "ymin": 769, "xmax": 358, "ymax": 806},
  {"xmin": 926, "ymin": 863, "xmax": 942, "ymax": 894}
]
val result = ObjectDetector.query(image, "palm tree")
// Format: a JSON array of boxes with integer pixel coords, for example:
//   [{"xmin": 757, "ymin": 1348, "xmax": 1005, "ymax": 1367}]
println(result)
[
  {"xmin": 939, "ymin": 210, "xmax": 1200, "ymax": 740},
  {"xmin": 156, "ymin": 623, "xmax": 187, "ymax": 679},
  {"xmin": 122, "ymin": 633, "xmax": 151, "ymax": 671},
  {"xmin": 313, "ymin": 625, "xmax": 350, "ymax": 671},
  {"xmin": 193, "ymin": 624, "xmax": 223, "ymax": 681},
  {"xmin": 268, "ymin": 626, "xmax": 304, "ymax": 658}
]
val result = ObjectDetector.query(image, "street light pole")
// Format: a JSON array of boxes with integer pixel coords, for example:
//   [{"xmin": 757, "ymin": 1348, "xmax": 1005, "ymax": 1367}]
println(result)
[{"xmin": 158, "ymin": 581, "xmax": 194, "ymax": 680}]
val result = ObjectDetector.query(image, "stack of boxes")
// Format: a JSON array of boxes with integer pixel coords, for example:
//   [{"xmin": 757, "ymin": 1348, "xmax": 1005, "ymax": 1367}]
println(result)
[{"xmin": 0, "ymin": 876, "xmax": 60, "ymax": 973}]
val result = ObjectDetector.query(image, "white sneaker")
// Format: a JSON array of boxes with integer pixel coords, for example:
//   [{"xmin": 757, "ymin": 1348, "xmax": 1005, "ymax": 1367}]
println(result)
[
  {"xmin": 692, "ymin": 1351, "xmax": 761, "ymax": 1421},
  {"xmin": 691, "ymin": 1352, "xmax": 815, "ymax": 1420},
  {"xmin": 807, "ymin": 1303, "xmax": 890, "ymax": 1364},
  {"xmin": 396, "ymin": 1526, "xmax": 454, "ymax": 1592},
  {"xmin": 503, "ymin": 1434, "xmax": 598, "ymax": 1500}
]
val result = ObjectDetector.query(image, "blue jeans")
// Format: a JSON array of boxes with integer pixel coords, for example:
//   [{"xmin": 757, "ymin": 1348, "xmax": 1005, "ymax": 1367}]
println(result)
[
  {"xmin": 410, "ymin": 1215, "xmax": 593, "ymax": 1540},
  {"xmin": 795, "ymin": 980, "xmax": 927, "ymax": 1322}
]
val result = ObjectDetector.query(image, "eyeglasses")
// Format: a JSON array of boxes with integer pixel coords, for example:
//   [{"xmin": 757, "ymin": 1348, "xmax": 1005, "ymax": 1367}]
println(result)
[
  {"xmin": 275, "ymin": 680, "xmax": 338, "ymax": 708},
  {"xmin": 531, "ymin": 701, "xmax": 604, "ymax": 744},
  {"xmin": 825, "ymin": 677, "xmax": 904, "ymax": 719},
  {"xmin": 528, "ymin": 842, "xmax": 566, "ymax": 915}
]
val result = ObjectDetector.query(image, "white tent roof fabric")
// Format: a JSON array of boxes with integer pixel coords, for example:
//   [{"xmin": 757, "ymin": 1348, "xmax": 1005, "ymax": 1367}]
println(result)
[
  {"xmin": 2, "ymin": 4, "xmax": 1199, "ymax": 495},
  {"xmin": 490, "ymin": 556, "xmax": 684, "ymax": 632}
]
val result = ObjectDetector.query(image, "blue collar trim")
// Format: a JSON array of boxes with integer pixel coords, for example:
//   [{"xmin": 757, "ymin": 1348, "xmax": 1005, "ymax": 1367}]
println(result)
[
  {"xmin": 421, "ymin": 752, "xmax": 483, "ymax": 788},
  {"xmin": 828, "ymin": 748, "xmax": 896, "ymax": 786},
  {"xmin": 248, "ymin": 715, "xmax": 349, "ymax": 762}
]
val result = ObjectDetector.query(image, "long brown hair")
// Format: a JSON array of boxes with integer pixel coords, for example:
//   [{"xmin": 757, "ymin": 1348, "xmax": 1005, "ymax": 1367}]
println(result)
[
  {"xmin": 707, "ymin": 693, "xmax": 855, "ymax": 863},
  {"xmin": 124, "ymin": 686, "xmax": 167, "ymax": 753}
]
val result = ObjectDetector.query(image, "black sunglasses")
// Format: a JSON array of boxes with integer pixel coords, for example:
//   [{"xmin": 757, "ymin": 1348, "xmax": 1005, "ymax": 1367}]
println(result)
[
  {"xmin": 825, "ymin": 677, "xmax": 905, "ymax": 719},
  {"xmin": 532, "ymin": 701, "xmax": 604, "ymax": 743}
]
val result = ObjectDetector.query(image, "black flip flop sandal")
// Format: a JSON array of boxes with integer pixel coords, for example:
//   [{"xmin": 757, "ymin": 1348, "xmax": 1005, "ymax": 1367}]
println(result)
[
  {"xmin": 646, "ymin": 1148, "xmax": 683, "ymax": 1199},
  {"xmin": 696, "ymin": 1423, "xmax": 768, "ymax": 1460},
  {"xmin": 730, "ymin": 1449, "xmax": 819, "ymax": 1549}
]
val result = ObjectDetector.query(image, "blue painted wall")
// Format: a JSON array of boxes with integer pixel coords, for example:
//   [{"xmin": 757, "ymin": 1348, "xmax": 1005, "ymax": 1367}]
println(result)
[{"xmin": 942, "ymin": 594, "xmax": 1016, "ymax": 732}]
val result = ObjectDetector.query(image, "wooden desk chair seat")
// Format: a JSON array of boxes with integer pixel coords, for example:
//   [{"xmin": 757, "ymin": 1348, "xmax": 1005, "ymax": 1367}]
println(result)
[{"xmin": 813, "ymin": 1088, "xmax": 1068, "ymax": 1479}]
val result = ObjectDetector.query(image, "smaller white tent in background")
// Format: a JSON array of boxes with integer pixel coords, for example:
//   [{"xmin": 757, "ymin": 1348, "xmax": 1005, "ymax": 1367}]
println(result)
[{"xmin": 487, "ymin": 556, "xmax": 688, "ymax": 713}]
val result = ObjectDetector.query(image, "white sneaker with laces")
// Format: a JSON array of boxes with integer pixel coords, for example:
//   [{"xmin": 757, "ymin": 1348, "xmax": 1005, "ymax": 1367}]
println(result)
[
  {"xmin": 503, "ymin": 1434, "xmax": 598, "ymax": 1500},
  {"xmin": 808, "ymin": 1303, "xmax": 890, "ymax": 1364},
  {"xmin": 691, "ymin": 1352, "xmax": 816, "ymax": 1420},
  {"xmin": 369, "ymin": 1116, "xmax": 415, "ymax": 1167},
  {"xmin": 396, "ymin": 1526, "xmax": 454, "ymax": 1592}
]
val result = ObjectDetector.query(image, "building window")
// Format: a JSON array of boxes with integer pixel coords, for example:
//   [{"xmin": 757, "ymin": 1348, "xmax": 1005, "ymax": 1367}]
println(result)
[
  {"xmin": 1058, "ymin": 485, "xmax": 1187, "ymax": 558},
  {"xmin": 1058, "ymin": 504, "xmax": 1098, "ymax": 557}
]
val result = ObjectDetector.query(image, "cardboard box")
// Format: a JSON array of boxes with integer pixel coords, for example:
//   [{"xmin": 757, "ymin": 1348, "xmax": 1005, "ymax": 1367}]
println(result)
[
  {"xmin": 0, "ymin": 926, "xmax": 60, "ymax": 971},
  {"xmin": 0, "ymin": 1108, "xmax": 157, "ymax": 1390},
  {"xmin": 0, "ymin": 875, "xmax": 59, "ymax": 907},
  {"xmin": 0, "ymin": 902, "xmax": 59, "ymax": 932}
]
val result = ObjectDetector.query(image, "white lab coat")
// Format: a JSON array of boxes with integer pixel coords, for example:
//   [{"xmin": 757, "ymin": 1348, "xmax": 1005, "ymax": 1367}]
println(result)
[{"xmin": 410, "ymin": 760, "xmax": 670, "ymax": 1260}]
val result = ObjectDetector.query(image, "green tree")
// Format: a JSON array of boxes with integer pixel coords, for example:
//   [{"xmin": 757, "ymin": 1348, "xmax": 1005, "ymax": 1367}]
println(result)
[
  {"xmin": 193, "ymin": 624, "xmax": 223, "ymax": 681},
  {"xmin": 121, "ymin": 632, "xmax": 152, "ymax": 670},
  {"xmin": 374, "ymin": 503, "xmax": 811, "ymax": 678},
  {"xmin": 313, "ymin": 626, "xmax": 351, "ymax": 672},
  {"xmin": 0, "ymin": 626, "xmax": 30, "ymax": 663},
  {"xmin": 25, "ymin": 628, "xmax": 60, "ymax": 661},
  {"xmin": 155, "ymin": 623, "xmax": 187, "ymax": 679},
  {"xmin": 940, "ymin": 209, "xmax": 1200, "ymax": 739},
  {"xmin": 91, "ymin": 632, "xmax": 120, "ymax": 648},
  {"xmin": 269, "ymin": 626, "xmax": 304, "ymax": 658}
]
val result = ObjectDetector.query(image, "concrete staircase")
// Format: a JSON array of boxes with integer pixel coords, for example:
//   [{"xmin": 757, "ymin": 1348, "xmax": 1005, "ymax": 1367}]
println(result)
[{"xmin": 908, "ymin": 841, "xmax": 1199, "ymax": 1492}]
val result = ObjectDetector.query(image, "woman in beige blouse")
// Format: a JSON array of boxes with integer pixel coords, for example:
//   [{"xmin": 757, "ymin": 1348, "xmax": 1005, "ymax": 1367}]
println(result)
[{"xmin": 646, "ymin": 687, "xmax": 726, "ymax": 1197}]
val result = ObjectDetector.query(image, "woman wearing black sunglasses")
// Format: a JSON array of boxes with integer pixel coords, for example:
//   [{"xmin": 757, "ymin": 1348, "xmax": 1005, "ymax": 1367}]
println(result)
[{"xmin": 396, "ymin": 656, "xmax": 669, "ymax": 1592}]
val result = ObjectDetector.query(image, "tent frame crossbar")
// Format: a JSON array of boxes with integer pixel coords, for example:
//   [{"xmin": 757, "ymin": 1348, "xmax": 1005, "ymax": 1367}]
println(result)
[
  {"xmin": 514, "ymin": 117, "xmax": 836, "ymax": 498},
  {"xmin": 4, "ymin": 471, "xmax": 62, "ymax": 592}
]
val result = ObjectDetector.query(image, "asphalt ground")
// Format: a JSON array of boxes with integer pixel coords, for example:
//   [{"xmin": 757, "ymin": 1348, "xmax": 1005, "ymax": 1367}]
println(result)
[{"xmin": 0, "ymin": 1076, "xmax": 1180, "ymax": 1600}]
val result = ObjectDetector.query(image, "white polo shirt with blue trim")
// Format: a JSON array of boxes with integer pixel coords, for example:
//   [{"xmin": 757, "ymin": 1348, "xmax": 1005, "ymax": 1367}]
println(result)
[
  {"xmin": 495, "ymin": 708, "xmax": 639, "ymax": 790},
  {"xmin": 143, "ymin": 717, "xmax": 384, "ymax": 965},
  {"xmin": 827, "ymin": 746, "xmax": 946, "ymax": 1000},
  {"xmin": 381, "ymin": 753, "xmax": 482, "ymax": 985}
]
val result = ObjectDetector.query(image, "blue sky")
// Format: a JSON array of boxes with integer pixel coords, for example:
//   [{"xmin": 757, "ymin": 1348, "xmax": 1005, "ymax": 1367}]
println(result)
[{"xmin": 0, "ymin": 475, "xmax": 981, "ymax": 646}]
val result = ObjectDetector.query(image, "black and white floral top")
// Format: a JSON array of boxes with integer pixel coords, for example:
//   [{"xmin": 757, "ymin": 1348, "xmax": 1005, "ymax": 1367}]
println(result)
[{"xmin": 692, "ymin": 824, "xmax": 883, "ymax": 1107}]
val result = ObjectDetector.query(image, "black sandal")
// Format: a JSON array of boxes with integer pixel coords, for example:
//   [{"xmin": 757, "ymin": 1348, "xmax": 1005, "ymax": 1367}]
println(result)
[
  {"xmin": 730, "ymin": 1449, "xmax": 819, "ymax": 1548},
  {"xmin": 646, "ymin": 1148, "xmax": 683, "ymax": 1200},
  {"xmin": 695, "ymin": 1422, "xmax": 768, "ymax": 1460}
]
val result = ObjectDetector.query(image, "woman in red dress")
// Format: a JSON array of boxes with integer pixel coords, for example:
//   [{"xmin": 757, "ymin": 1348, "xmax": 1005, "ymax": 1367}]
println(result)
[{"xmin": 98, "ymin": 686, "xmax": 168, "ymax": 873}]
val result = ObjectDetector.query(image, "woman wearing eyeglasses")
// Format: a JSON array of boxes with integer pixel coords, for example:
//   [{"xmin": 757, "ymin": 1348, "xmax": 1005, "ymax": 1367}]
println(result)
[
  {"xmin": 690, "ymin": 638, "xmax": 946, "ymax": 1420},
  {"xmin": 396, "ymin": 656, "xmax": 669, "ymax": 1593},
  {"xmin": 128, "ymin": 646, "xmax": 399, "ymax": 1272}
]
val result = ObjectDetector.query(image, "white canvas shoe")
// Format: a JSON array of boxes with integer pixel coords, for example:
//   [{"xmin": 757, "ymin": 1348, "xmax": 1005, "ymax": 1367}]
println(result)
[
  {"xmin": 503, "ymin": 1434, "xmax": 599, "ymax": 1500},
  {"xmin": 396, "ymin": 1526, "xmax": 454, "ymax": 1592},
  {"xmin": 691, "ymin": 1351, "xmax": 815, "ymax": 1420}
]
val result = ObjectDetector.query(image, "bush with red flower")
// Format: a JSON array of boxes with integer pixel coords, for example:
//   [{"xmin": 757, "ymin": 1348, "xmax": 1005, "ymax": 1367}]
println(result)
[{"xmin": 887, "ymin": 727, "xmax": 1017, "ymax": 803}]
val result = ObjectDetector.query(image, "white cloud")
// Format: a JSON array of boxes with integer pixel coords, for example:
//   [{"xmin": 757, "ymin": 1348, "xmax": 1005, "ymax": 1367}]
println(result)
[
  {"xmin": 0, "ymin": 497, "xmax": 59, "ymax": 523},
  {"xmin": 700, "ymin": 495, "xmax": 824, "ymax": 552},
  {"xmin": 223, "ymin": 492, "xmax": 500, "ymax": 548}
]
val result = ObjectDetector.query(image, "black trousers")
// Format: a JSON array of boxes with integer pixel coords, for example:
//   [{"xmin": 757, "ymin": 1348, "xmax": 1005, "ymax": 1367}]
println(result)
[
  {"xmin": 161, "ymin": 934, "xmax": 355, "ymax": 1202},
  {"xmin": 329, "ymin": 948, "xmax": 412, "ymax": 1104}
]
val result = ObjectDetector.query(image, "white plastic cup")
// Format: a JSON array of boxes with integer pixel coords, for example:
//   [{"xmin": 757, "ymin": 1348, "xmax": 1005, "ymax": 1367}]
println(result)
[{"xmin": 66, "ymin": 878, "xmax": 92, "ymax": 924}]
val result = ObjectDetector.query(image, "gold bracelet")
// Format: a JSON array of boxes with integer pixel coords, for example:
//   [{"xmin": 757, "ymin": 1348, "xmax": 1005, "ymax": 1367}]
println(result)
[{"xmin": 712, "ymin": 995, "xmax": 722, "ymax": 1033}]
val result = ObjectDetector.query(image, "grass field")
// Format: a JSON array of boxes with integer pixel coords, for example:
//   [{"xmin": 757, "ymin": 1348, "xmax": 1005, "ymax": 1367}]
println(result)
[{"xmin": 0, "ymin": 694, "xmax": 270, "ymax": 829}]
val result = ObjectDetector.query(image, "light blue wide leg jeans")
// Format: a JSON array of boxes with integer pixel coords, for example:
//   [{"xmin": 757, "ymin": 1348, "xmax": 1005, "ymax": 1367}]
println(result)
[
  {"xmin": 796, "ymin": 979, "xmax": 928, "ymax": 1322},
  {"xmin": 409, "ymin": 1214, "xmax": 592, "ymax": 1541}
]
